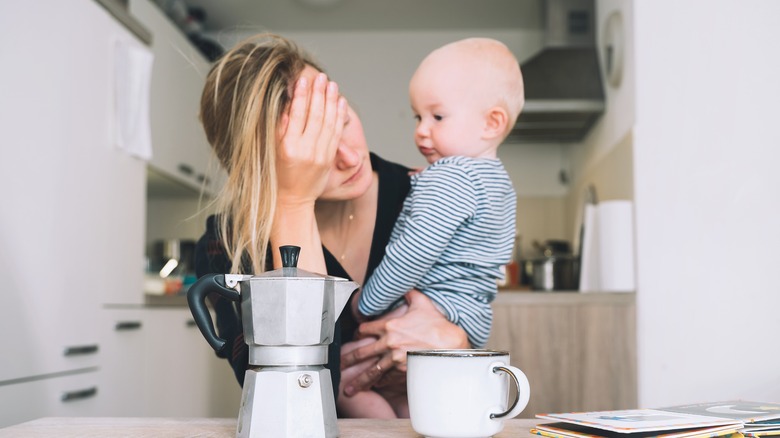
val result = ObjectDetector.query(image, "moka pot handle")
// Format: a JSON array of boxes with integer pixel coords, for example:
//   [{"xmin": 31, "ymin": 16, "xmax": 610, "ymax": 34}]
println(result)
[{"xmin": 187, "ymin": 273, "xmax": 241, "ymax": 355}]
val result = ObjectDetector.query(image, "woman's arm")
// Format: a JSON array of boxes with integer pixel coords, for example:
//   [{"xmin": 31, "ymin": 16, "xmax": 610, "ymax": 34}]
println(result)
[
  {"xmin": 340, "ymin": 289, "xmax": 470, "ymax": 396},
  {"xmin": 271, "ymin": 73, "xmax": 346, "ymax": 271}
]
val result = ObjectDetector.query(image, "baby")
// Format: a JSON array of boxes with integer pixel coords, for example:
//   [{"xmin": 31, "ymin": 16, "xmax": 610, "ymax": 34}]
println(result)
[{"xmin": 339, "ymin": 37, "xmax": 523, "ymax": 418}]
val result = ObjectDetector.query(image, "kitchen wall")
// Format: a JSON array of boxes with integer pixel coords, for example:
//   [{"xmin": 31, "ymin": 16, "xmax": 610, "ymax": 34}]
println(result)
[
  {"xmin": 631, "ymin": 0, "xmax": 780, "ymax": 405},
  {"xmin": 211, "ymin": 28, "xmax": 573, "ymax": 255},
  {"xmin": 146, "ymin": 196, "xmax": 215, "ymax": 246},
  {"xmin": 566, "ymin": 0, "xmax": 780, "ymax": 406},
  {"xmin": 564, "ymin": 0, "xmax": 636, "ymax": 244}
]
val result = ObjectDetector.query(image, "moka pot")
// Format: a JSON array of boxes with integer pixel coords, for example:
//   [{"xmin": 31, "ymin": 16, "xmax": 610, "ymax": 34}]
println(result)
[{"xmin": 187, "ymin": 245, "xmax": 358, "ymax": 438}]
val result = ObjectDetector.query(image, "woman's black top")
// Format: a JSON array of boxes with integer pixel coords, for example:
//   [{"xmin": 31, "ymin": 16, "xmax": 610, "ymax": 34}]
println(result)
[{"xmin": 193, "ymin": 153, "xmax": 411, "ymax": 398}]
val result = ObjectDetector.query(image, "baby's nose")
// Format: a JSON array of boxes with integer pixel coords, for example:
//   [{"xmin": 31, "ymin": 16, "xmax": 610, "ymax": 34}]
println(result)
[{"xmin": 415, "ymin": 121, "xmax": 429, "ymax": 138}]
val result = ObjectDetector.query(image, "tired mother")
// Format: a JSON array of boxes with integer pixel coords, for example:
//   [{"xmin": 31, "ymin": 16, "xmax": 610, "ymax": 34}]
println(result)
[{"xmin": 193, "ymin": 33, "xmax": 470, "ymax": 417}]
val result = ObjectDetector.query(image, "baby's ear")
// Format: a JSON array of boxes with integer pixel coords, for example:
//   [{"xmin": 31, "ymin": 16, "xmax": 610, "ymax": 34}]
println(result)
[{"xmin": 483, "ymin": 106, "xmax": 509, "ymax": 140}]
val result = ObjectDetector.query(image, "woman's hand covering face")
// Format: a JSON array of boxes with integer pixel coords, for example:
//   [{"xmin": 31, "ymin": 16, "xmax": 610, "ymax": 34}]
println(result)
[
  {"xmin": 277, "ymin": 70, "xmax": 347, "ymax": 209},
  {"xmin": 340, "ymin": 289, "xmax": 470, "ymax": 396}
]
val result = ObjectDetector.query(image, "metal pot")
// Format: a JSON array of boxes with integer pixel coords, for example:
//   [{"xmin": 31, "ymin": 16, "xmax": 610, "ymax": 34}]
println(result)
[
  {"xmin": 529, "ymin": 255, "xmax": 579, "ymax": 291},
  {"xmin": 148, "ymin": 239, "xmax": 196, "ymax": 276}
]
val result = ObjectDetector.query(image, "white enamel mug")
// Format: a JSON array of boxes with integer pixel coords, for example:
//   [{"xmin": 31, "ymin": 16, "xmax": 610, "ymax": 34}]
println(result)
[{"xmin": 407, "ymin": 349, "xmax": 530, "ymax": 438}]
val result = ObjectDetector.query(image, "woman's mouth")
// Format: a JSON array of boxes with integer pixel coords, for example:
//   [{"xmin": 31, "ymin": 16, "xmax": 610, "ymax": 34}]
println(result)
[{"xmin": 343, "ymin": 162, "xmax": 363, "ymax": 185}]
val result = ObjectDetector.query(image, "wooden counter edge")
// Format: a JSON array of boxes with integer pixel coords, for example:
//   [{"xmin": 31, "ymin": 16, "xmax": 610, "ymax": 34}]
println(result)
[
  {"xmin": 0, "ymin": 417, "xmax": 542, "ymax": 437},
  {"xmin": 494, "ymin": 290, "xmax": 635, "ymax": 305}
]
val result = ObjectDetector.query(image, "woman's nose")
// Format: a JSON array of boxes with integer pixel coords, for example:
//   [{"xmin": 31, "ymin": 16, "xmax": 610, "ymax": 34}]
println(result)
[{"xmin": 335, "ymin": 144, "xmax": 360, "ymax": 170}]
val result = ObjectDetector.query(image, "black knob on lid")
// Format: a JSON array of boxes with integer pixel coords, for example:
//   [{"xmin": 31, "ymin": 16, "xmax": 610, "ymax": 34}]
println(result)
[{"xmin": 279, "ymin": 245, "xmax": 300, "ymax": 268}]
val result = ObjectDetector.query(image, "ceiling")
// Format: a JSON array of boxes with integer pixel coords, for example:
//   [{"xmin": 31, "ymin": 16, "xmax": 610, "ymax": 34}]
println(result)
[{"xmin": 183, "ymin": 0, "xmax": 542, "ymax": 33}]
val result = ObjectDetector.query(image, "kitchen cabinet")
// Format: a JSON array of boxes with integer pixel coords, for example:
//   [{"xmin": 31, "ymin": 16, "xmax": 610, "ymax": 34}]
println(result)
[
  {"xmin": 98, "ymin": 308, "xmax": 147, "ymax": 416},
  {"xmin": 129, "ymin": 0, "xmax": 224, "ymax": 196},
  {"xmin": 0, "ymin": 371, "xmax": 103, "ymax": 427},
  {"xmin": 99, "ymin": 306, "xmax": 241, "ymax": 418},
  {"xmin": 0, "ymin": 0, "xmax": 146, "ymax": 425},
  {"xmin": 487, "ymin": 292, "xmax": 637, "ymax": 418},
  {"xmin": 0, "ymin": 0, "xmax": 234, "ymax": 428}
]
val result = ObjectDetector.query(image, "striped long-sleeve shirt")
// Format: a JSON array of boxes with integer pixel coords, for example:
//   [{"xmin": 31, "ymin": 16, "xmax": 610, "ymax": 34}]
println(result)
[{"xmin": 358, "ymin": 155, "xmax": 517, "ymax": 348}]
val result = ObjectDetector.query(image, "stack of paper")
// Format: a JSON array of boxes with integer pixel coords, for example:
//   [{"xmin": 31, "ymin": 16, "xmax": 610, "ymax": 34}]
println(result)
[
  {"xmin": 662, "ymin": 401, "xmax": 780, "ymax": 438},
  {"xmin": 533, "ymin": 401, "xmax": 780, "ymax": 438}
]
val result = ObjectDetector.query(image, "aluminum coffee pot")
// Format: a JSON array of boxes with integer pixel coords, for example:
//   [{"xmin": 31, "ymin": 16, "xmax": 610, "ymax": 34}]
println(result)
[{"xmin": 188, "ymin": 245, "xmax": 358, "ymax": 438}]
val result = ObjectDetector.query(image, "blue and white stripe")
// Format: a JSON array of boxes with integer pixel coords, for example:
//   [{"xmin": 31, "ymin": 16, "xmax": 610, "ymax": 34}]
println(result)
[{"xmin": 358, "ymin": 156, "xmax": 517, "ymax": 348}]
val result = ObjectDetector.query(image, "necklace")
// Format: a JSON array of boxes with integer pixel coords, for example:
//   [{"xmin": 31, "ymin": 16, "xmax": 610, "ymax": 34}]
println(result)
[
  {"xmin": 339, "ymin": 209, "xmax": 354, "ymax": 262},
  {"xmin": 316, "ymin": 174, "xmax": 377, "ymax": 276}
]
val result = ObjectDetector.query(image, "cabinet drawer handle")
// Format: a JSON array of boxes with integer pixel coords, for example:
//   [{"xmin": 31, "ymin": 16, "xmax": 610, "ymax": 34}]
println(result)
[
  {"xmin": 178, "ymin": 163, "xmax": 194, "ymax": 176},
  {"xmin": 63, "ymin": 345, "xmax": 99, "ymax": 356},
  {"xmin": 61, "ymin": 386, "xmax": 98, "ymax": 402},
  {"xmin": 115, "ymin": 321, "xmax": 143, "ymax": 331},
  {"xmin": 186, "ymin": 319, "xmax": 197, "ymax": 328}
]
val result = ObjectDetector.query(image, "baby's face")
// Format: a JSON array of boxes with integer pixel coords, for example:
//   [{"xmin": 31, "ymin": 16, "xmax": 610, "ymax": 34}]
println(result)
[{"xmin": 409, "ymin": 57, "xmax": 492, "ymax": 164}]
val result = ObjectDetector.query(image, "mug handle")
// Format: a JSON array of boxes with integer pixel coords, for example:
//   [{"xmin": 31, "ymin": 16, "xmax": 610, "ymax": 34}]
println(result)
[{"xmin": 490, "ymin": 364, "xmax": 531, "ymax": 419}]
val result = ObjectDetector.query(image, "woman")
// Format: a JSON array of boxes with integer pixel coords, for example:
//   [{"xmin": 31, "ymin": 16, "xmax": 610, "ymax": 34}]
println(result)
[{"xmin": 193, "ymin": 33, "xmax": 469, "ymax": 416}]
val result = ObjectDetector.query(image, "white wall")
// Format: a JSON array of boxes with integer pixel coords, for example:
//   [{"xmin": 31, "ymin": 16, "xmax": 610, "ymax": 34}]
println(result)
[
  {"xmin": 565, "ymin": 0, "xmax": 636, "ymax": 239},
  {"xmin": 146, "ymin": 197, "xmax": 215, "ymax": 246},
  {"xmin": 571, "ymin": 0, "xmax": 637, "ymax": 179},
  {"xmin": 633, "ymin": 0, "xmax": 780, "ymax": 406}
]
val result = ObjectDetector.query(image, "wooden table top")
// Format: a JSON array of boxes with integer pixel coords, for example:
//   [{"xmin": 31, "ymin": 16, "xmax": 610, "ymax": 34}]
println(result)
[{"xmin": 0, "ymin": 417, "xmax": 540, "ymax": 437}]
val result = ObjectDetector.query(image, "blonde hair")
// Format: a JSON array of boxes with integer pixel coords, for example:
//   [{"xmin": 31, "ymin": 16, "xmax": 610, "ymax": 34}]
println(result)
[{"xmin": 200, "ymin": 33, "xmax": 322, "ymax": 275}]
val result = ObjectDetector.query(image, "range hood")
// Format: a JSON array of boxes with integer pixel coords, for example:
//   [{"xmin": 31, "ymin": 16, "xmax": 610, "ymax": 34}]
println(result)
[{"xmin": 508, "ymin": 0, "xmax": 605, "ymax": 143}]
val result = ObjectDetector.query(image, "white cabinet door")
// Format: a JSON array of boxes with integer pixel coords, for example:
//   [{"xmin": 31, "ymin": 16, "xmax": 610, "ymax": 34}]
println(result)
[
  {"xmin": 100, "ymin": 307, "xmax": 241, "ymax": 417},
  {"xmin": 129, "ymin": 0, "xmax": 224, "ymax": 195},
  {"xmin": 0, "ymin": 0, "xmax": 146, "ymax": 383},
  {"xmin": 143, "ymin": 307, "xmax": 223, "ymax": 417},
  {"xmin": 98, "ymin": 308, "xmax": 148, "ymax": 416},
  {"xmin": 0, "ymin": 371, "xmax": 102, "ymax": 428}
]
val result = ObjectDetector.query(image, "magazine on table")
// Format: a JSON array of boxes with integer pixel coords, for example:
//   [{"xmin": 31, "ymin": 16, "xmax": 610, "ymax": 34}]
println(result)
[
  {"xmin": 532, "ymin": 420, "xmax": 742, "ymax": 438},
  {"xmin": 533, "ymin": 400, "xmax": 780, "ymax": 438}
]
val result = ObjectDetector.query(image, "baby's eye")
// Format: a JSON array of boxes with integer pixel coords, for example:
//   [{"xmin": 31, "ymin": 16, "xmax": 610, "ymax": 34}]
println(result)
[
  {"xmin": 433, "ymin": 114, "xmax": 443, "ymax": 121},
  {"xmin": 413, "ymin": 114, "xmax": 421, "ymax": 122}
]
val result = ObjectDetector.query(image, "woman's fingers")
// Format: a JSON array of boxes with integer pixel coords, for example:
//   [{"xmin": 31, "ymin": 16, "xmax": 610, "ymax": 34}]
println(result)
[
  {"xmin": 343, "ymin": 302, "xmax": 409, "ymax": 369},
  {"xmin": 316, "ymin": 80, "xmax": 342, "ymax": 162},
  {"xmin": 276, "ymin": 71, "xmax": 345, "ymax": 208},
  {"xmin": 328, "ymin": 96, "xmax": 347, "ymax": 160},
  {"xmin": 341, "ymin": 333, "xmax": 387, "ymax": 369},
  {"xmin": 291, "ymin": 74, "xmax": 344, "ymax": 170},
  {"xmin": 353, "ymin": 302, "xmax": 406, "ymax": 338},
  {"xmin": 340, "ymin": 291, "xmax": 471, "ymax": 397},
  {"xmin": 374, "ymin": 367, "xmax": 407, "ymax": 390},
  {"xmin": 342, "ymin": 352, "xmax": 395, "ymax": 396},
  {"xmin": 354, "ymin": 317, "xmax": 387, "ymax": 339},
  {"xmin": 301, "ymin": 73, "xmax": 328, "ymax": 143},
  {"xmin": 284, "ymin": 76, "xmax": 310, "ymax": 145},
  {"xmin": 283, "ymin": 72, "xmax": 333, "ymax": 152}
]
